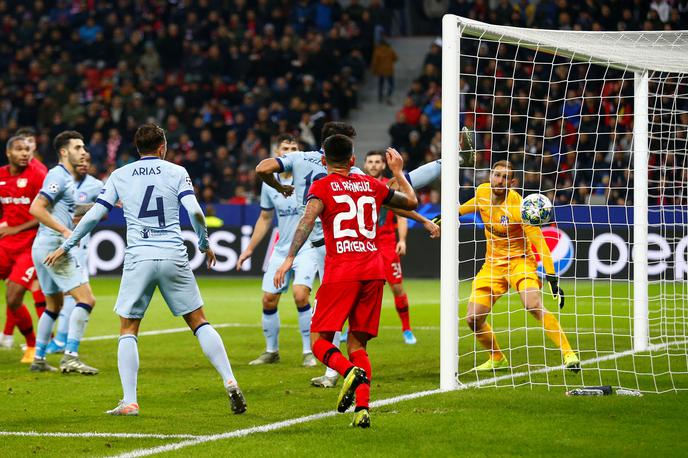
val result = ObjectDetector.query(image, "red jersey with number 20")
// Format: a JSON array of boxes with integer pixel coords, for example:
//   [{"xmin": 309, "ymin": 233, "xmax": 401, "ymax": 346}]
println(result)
[{"xmin": 308, "ymin": 172, "xmax": 394, "ymax": 284}]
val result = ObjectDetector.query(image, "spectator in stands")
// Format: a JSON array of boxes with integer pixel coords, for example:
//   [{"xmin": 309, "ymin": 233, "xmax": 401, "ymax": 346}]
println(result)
[{"xmin": 371, "ymin": 37, "xmax": 398, "ymax": 104}]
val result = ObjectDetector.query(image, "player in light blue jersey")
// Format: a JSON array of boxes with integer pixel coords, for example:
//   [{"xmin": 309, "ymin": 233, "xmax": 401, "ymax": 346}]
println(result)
[
  {"xmin": 46, "ymin": 152, "xmax": 103, "ymax": 355},
  {"xmin": 399, "ymin": 126, "xmax": 476, "ymax": 190},
  {"xmin": 257, "ymin": 122, "xmax": 441, "ymax": 388},
  {"xmin": 257, "ymin": 123, "xmax": 366, "ymax": 279},
  {"xmin": 237, "ymin": 135, "xmax": 318, "ymax": 367},
  {"xmin": 29, "ymin": 131, "xmax": 99, "ymax": 375},
  {"xmin": 257, "ymin": 122, "xmax": 361, "ymax": 387},
  {"xmin": 44, "ymin": 124, "xmax": 246, "ymax": 416},
  {"xmin": 407, "ymin": 159, "xmax": 441, "ymax": 189}
]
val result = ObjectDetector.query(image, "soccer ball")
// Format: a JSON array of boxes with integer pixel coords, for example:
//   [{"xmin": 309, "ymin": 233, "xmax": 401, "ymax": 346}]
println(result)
[{"xmin": 521, "ymin": 193, "xmax": 553, "ymax": 226}]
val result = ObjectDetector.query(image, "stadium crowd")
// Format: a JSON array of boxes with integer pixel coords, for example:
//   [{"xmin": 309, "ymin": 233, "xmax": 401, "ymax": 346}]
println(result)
[
  {"xmin": 390, "ymin": 0, "xmax": 688, "ymax": 206},
  {"xmin": 0, "ymin": 0, "xmax": 398, "ymax": 204},
  {"xmin": 0, "ymin": 1, "xmax": 686, "ymax": 207}
]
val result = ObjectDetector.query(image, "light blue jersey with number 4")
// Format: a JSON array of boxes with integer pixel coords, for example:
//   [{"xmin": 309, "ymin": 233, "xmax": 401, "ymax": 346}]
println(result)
[
  {"xmin": 276, "ymin": 150, "xmax": 364, "ymax": 242},
  {"xmin": 96, "ymin": 157, "xmax": 195, "ymax": 263}
]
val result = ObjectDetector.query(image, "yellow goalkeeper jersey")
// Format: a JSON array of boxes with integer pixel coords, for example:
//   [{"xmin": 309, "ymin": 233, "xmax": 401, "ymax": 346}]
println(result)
[{"xmin": 459, "ymin": 183, "xmax": 556, "ymax": 275}]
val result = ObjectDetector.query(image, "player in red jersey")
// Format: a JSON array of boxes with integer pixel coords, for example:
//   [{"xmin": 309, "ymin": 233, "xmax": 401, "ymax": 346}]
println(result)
[
  {"xmin": 16, "ymin": 127, "xmax": 48, "ymax": 315},
  {"xmin": 363, "ymin": 150, "xmax": 418, "ymax": 344},
  {"xmin": 274, "ymin": 136, "xmax": 417, "ymax": 427},
  {"xmin": 0, "ymin": 136, "xmax": 47, "ymax": 362},
  {"xmin": 0, "ymin": 128, "xmax": 48, "ymax": 351}
]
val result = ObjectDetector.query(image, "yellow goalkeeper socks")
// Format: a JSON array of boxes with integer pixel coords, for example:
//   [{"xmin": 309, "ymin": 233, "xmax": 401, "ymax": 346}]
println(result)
[
  {"xmin": 475, "ymin": 322, "xmax": 505, "ymax": 361},
  {"xmin": 542, "ymin": 313, "xmax": 573, "ymax": 355}
]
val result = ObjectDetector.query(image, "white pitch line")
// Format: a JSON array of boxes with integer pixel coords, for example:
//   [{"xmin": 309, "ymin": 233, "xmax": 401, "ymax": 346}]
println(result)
[
  {"xmin": 0, "ymin": 431, "xmax": 202, "ymax": 440},
  {"xmin": 81, "ymin": 323, "xmax": 259, "ymax": 342},
  {"xmin": 80, "ymin": 322, "xmax": 617, "ymax": 343},
  {"xmin": 108, "ymin": 338, "xmax": 688, "ymax": 458}
]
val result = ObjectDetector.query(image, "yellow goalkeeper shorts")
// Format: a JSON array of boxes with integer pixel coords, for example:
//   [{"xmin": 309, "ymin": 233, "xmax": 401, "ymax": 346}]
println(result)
[{"xmin": 469, "ymin": 257, "xmax": 542, "ymax": 308}]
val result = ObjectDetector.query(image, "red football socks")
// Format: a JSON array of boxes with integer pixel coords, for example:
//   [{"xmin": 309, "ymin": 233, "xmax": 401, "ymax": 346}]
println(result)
[
  {"xmin": 312, "ymin": 338, "xmax": 354, "ymax": 376},
  {"xmin": 394, "ymin": 294, "xmax": 411, "ymax": 331},
  {"xmin": 349, "ymin": 349, "xmax": 371, "ymax": 408},
  {"xmin": 14, "ymin": 304, "xmax": 35, "ymax": 347},
  {"xmin": 33, "ymin": 290, "xmax": 46, "ymax": 318},
  {"xmin": 3, "ymin": 306, "xmax": 16, "ymax": 336}
]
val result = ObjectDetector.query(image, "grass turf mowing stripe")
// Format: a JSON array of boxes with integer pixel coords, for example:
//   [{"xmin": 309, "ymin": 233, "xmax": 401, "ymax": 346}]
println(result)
[
  {"xmin": 0, "ymin": 431, "xmax": 202, "ymax": 439},
  {"xmin": 108, "ymin": 338, "xmax": 688, "ymax": 458}
]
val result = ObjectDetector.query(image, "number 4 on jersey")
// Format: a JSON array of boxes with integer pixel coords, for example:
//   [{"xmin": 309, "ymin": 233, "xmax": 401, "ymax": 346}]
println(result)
[{"xmin": 138, "ymin": 185, "xmax": 166, "ymax": 228}]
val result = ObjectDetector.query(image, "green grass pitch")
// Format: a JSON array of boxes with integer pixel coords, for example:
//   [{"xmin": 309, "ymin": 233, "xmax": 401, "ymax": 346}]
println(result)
[{"xmin": 1, "ymin": 277, "xmax": 687, "ymax": 457}]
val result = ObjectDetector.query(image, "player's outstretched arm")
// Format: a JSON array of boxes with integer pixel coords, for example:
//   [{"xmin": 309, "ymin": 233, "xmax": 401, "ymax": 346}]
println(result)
[
  {"xmin": 44, "ymin": 202, "xmax": 109, "ymax": 267},
  {"xmin": 385, "ymin": 148, "xmax": 418, "ymax": 211},
  {"xmin": 387, "ymin": 207, "xmax": 440, "ymax": 238},
  {"xmin": 273, "ymin": 198, "xmax": 323, "ymax": 288},
  {"xmin": 237, "ymin": 209, "xmax": 274, "ymax": 271},
  {"xmin": 524, "ymin": 225, "xmax": 565, "ymax": 308},
  {"xmin": 30, "ymin": 195, "xmax": 72, "ymax": 239},
  {"xmin": 0, "ymin": 218, "xmax": 39, "ymax": 238},
  {"xmin": 256, "ymin": 158, "xmax": 294, "ymax": 197}
]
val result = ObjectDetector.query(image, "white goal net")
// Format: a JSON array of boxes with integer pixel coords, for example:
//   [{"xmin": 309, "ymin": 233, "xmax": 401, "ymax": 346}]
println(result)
[{"xmin": 440, "ymin": 15, "xmax": 688, "ymax": 393}]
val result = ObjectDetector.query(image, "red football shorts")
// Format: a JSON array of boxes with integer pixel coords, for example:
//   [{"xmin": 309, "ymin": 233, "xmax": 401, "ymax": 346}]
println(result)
[
  {"xmin": 380, "ymin": 244, "xmax": 403, "ymax": 285},
  {"xmin": 312, "ymin": 280, "xmax": 385, "ymax": 337},
  {"xmin": 0, "ymin": 247, "xmax": 36, "ymax": 289}
]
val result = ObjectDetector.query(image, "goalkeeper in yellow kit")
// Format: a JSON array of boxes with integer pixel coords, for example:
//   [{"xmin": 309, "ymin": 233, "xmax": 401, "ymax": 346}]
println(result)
[{"xmin": 459, "ymin": 161, "xmax": 580, "ymax": 372}]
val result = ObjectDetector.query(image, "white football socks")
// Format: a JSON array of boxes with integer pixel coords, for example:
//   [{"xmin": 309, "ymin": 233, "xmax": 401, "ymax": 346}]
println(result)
[
  {"xmin": 118, "ymin": 335, "xmax": 139, "ymax": 405},
  {"xmin": 262, "ymin": 309, "xmax": 280, "ymax": 353},
  {"xmin": 35, "ymin": 310, "xmax": 57, "ymax": 359},
  {"xmin": 65, "ymin": 304, "xmax": 92, "ymax": 356},
  {"xmin": 297, "ymin": 304, "xmax": 312, "ymax": 354},
  {"xmin": 195, "ymin": 323, "xmax": 237, "ymax": 387},
  {"xmin": 55, "ymin": 295, "xmax": 76, "ymax": 345}
]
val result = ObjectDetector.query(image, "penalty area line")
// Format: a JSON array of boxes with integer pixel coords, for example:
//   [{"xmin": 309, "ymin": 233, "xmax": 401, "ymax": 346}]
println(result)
[
  {"xmin": 81, "ymin": 323, "xmax": 615, "ymax": 342},
  {"xmin": 81, "ymin": 323, "xmax": 260, "ymax": 342},
  {"xmin": 109, "ymin": 337, "xmax": 688, "ymax": 458}
]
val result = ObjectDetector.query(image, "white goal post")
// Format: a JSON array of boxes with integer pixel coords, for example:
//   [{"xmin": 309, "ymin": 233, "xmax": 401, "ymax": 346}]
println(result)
[{"xmin": 440, "ymin": 15, "xmax": 688, "ymax": 392}]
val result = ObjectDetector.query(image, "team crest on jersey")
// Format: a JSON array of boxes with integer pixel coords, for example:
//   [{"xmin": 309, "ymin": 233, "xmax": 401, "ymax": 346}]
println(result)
[
  {"xmin": 500, "ymin": 215, "xmax": 509, "ymax": 226},
  {"xmin": 78, "ymin": 192, "xmax": 87, "ymax": 202},
  {"xmin": 17, "ymin": 178, "xmax": 27, "ymax": 188},
  {"xmin": 48, "ymin": 183, "xmax": 59, "ymax": 193}
]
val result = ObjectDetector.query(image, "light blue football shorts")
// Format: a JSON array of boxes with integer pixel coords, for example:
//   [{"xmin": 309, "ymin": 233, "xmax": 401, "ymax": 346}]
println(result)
[
  {"xmin": 314, "ymin": 244, "xmax": 325, "ymax": 280},
  {"xmin": 32, "ymin": 242, "xmax": 84, "ymax": 295},
  {"xmin": 115, "ymin": 259, "xmax": 203, "ymax": 319},
  {"xmin": 74, "ymin": 246, "xmax": 90, "ymax": 283},
  {"xmin": 262, "ymin": 245, "xmax": 320, "ymax": 295}
]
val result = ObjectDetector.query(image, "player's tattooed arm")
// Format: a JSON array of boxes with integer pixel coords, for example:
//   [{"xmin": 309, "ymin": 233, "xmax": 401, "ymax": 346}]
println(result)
[
  {"xmin": 256, "ymin": 158, "xmax": 294, "ymax": 197},
  {"xmin": 288, "ymin": 198, "xmax": 324, "ymax": 258},
  {"xmin": 385, "ymin": 190, "xmax": 417, "ymax": 211},
  {"xmin": 274, "ymin": 198, "xmax": 323, "ymax": 288}
]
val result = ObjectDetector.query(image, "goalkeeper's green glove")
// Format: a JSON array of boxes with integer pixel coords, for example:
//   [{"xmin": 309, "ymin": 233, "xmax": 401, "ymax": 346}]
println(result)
[
  {"xmin": 430, "ymin": 214, "xmax": 441, "ymax": 226},
  {"xmin": 546, "ymin": 274, "xmax": 565, "ymax": 309}
]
